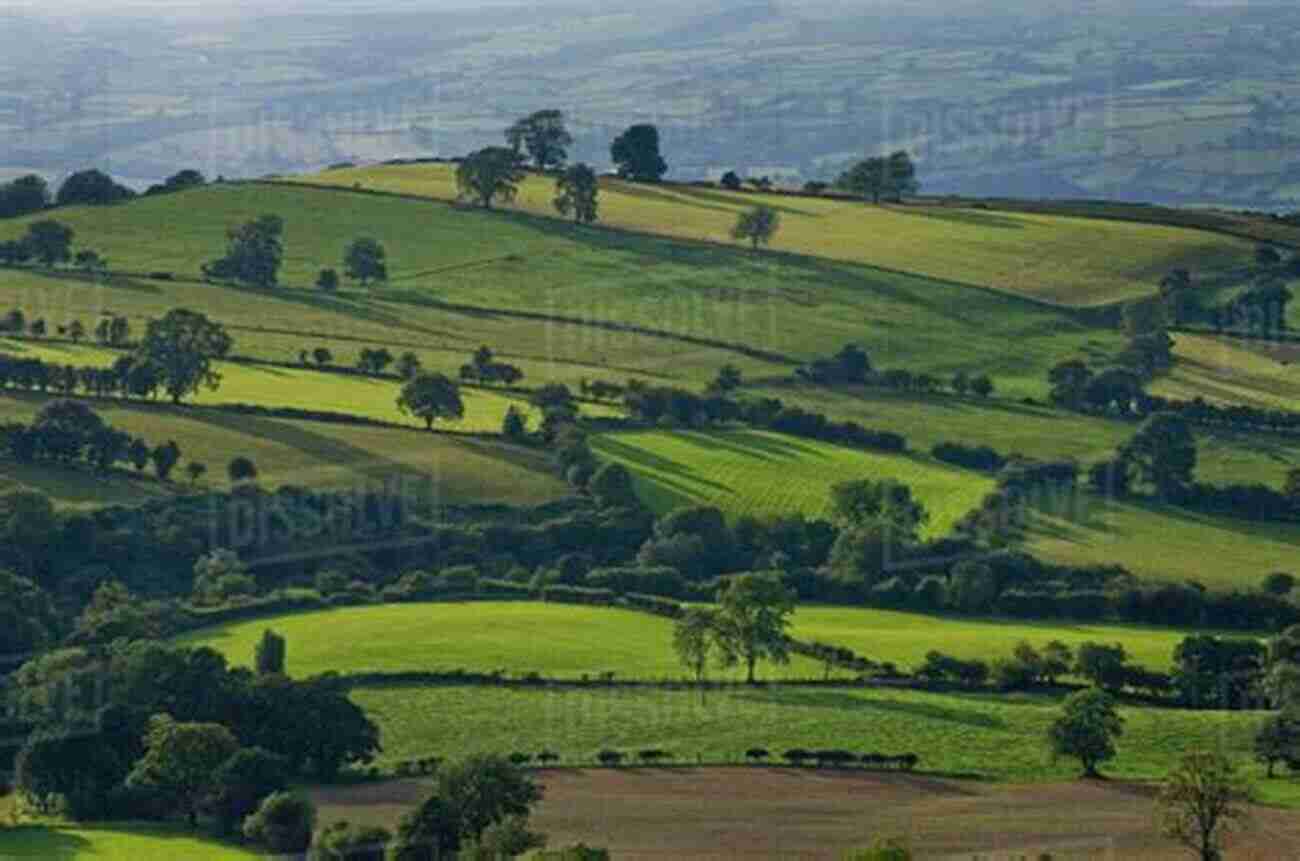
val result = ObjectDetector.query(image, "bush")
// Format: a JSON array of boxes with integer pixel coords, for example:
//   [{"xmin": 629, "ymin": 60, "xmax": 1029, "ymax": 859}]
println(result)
[
  {"xmin": 243, "ymin": 791, "xmax": 316, "ymax": 854},
  {"xmin": 313, "ymin": 820, "xmax": 392, "ymax": 861},
  {"xmin": 596, "ymin": 749, "xmax": 624, "ymax": 766},
  {"xmin": 931, "ymin": 441, "xmax": 1007, "ymax": 472}
]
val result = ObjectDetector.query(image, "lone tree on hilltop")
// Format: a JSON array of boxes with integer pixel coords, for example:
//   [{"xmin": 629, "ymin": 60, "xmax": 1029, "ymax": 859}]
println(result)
[
  {"xmin": 554, "ymin": 163, "xmax": 600, "ymax": 225},
  {"xmin": 610, "ymin": 124, "xmax": 667, "ymax": 182},
  {"xmin": 397, "ymin": 372, "xmax": 465, "ymax": 430},
  {"xmin": 505, "ymin": 109, "xmax": 573, "ymax": 171},
  {"xmin": 344, "ymin": 237, "xmax": 388, "ymax": 286},
  {"xmin": 731, "ymin": 205, "xmax": 781, "ymax": 250},
  {"xmin": 457, "ymin": 147, "xmax": 527, "ymax": 209}
]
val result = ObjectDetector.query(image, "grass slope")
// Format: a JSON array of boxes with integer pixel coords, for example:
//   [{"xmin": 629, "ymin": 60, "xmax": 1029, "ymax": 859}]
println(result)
[
  {"xmin": 0, "ymin": 183, "xmax": 1128, "ymax": 398},
  {"xmin": 790, "ymin": 606, "xmax": 1222, "ymax": 672},
  {"xmin": 0, "ymin": 824, "xmax": 258, "ymax": 859},
  {"xmin": 0, "ymin": 390, "xmax": 567, "ymax": 509},
  {"xmin": 302, "ymin": 165, "xmax": 1254, "ymax": 306},
  {"xmin": 348, "ymin": 684, "xmax": 1276, "ymax": 793},
  {"xmin": 176, "ymin": 601, "xmax": 820, "ymax": 681},
  {"xmin": 590, "ymin": 429, "xmax": 993, "ymax": 535}
]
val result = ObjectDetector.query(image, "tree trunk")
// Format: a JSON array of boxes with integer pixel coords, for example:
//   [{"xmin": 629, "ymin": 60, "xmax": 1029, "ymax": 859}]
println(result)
[{"xmin": 746, "ymin": 656, "xmax": 756, "ymax": 685}]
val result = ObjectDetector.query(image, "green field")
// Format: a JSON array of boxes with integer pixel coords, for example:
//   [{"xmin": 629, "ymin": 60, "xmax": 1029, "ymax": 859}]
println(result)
[
  {"xmin": 347, "ymin": 684, "xmax": 1283, "ymax": 795},
  {"xmin": 0, "ymin": 182, "xmax": 1131, "ymax": 399},
  {"xmin": 177, "ymin": 601, "xmax": 819, "ymax": 681},
  {"xmin": 1151, "ymin": 332, "xmax": 1300, "ymax": 410},
  {"xmin": 301, "ymin": 166, "xmax": 1255, "ymax": 307},
  {"xmin": 0, "ymin": 390, "xmax": 567, "ymax": 509},
  {"xmin": 590, "ymin": 429, "xmax": 993, "ymax": 536},
  {"xmin": 0, "ymin": 824, "xmax": 258, "ymax": 859}
]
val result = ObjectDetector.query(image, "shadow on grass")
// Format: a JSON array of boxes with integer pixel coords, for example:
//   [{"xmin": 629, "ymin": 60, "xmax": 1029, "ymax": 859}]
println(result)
[
  {"xmin": 0, "ymin": 826, "xmax": 95, "ymax": 860},
  {"xmin": 735, "ymin": 688, "xmax": 1006, "ymax": 730},
  {"xmin": 884, "ymin": 206, "xmax": 1029, "ymax": 231},
  {"xmin": 592, "ymin": 436, "xmax": 732, "ymax": 493}
]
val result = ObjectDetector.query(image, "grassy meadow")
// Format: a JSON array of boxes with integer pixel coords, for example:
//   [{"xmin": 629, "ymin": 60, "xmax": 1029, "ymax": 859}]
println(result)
[
  {"xmin": 301, "ymin": 165, "xmax": 1255, "ymax": 307},
  {"xmin": 347, "ymin": 684, "xmax": 1279, "ymax": 793},
  {"xmin": 0, "ymin": 183, "xmax": 1131, "ymax": 399},
  {"xmin": 590, "ymin": 428, "xmax": 993, "ymax": 536},
  {"xmin": 177, "ymin": 601, "xmax": 820, "ymax": 681},
  {"xmin": 0, "ymin": 824, "xmax": 259, "ymax": 859}
]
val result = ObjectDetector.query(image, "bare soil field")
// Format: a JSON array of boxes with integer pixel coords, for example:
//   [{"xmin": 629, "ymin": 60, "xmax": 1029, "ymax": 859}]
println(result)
[{"xmin": 309, "ymin": 767, "xmax": 1300, "ymax": 859}]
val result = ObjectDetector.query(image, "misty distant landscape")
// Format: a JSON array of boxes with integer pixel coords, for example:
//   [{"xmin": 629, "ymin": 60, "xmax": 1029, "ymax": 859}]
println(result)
[{"xmin": 5, "ymin": 0, "xmax": 1300, "ymax": 208}]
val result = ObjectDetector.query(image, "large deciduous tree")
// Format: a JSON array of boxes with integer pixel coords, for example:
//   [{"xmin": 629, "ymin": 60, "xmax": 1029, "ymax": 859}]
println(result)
[
  {"xmin": 1047, "ymin": 688, "xmax": 1124, "ymax": 778},
  {"xmin": 713, "ymin": 572, "xmax": 795, "ymax": 684},
  {"xmin": 0, "ymin": 174, "xmax": 51, "ymax": 218},
  {"xmin": 133, "ymin": 308, "xmax": 233, "ymax": 404},
  {"xmin": 610, "ymin": 124, "xmax": 668, "ymax": 182},
  {"xmin": 553, "ymin": 163, "xmax": 600, "ymax": 224},
  {"xmin": 456, "ymin": 147, "xmax": 527, "ymax": 209},
  {"xmin": 202, "ymin": 214, "xmax": 285, "ymax": 288},
  {"xmin": 1156, "ymin": 751, "xmax": 1252, "ymax": 861},
  {"xmin": 23, "ymin": 220, "xmax": 74, "ymax": 267},
  {"xmin": 731, "ymin": 205, "xmax": 780, "ymax": 250},
  {"xmin": 344, "ymin": 237, "xmax": 388, "ymax": 286},
  {"xmin": 505, "ymin": 109, "xmax": 573, "ymax": 171},
  {"xmin": 672, "ymin": 607, "xmax": 717, "ymax": 692},
  {"xmin": 126, "ymin": 714, "xmax": 241, "ymax": 827},
  {"xmin": 55, "ymin": 169, "xmax": 135, "ymax": 206},
  {"xmin": 837, "ymin": 157, "xmax": 887, "ymax": 203},
  {"xmin": 1120, "ymin": 411, "xmax": 1197, "ymax": 499},
  {"xmin": 397, "ymin": 372, "xmax": 465, "ymax": 430}
]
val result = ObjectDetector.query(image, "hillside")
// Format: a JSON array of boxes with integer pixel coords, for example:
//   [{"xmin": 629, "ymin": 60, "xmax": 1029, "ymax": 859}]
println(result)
[{"xmin": 300, "ymin": 165, "xmax": 1255, "ymax": 307}]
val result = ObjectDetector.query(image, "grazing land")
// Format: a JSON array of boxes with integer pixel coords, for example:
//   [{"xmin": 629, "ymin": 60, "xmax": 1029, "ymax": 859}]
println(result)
[
  {"xmin": 0, "ymin": 823, "xmax": 259, "ymax": 860},
  {"xmin": 177, "ymin": 601, "xmax": 821, "ymax": 681},
  {"xmin": 311, "ymin": 769, "xmax": 1300, "ymax": 860},
  {"xmin": 590, "ymin": 429, "xmax": 994, "ymax": 535},
  {"xmin": 302, "ymin": 165, "xmax": 1255, "ymax": 307}
]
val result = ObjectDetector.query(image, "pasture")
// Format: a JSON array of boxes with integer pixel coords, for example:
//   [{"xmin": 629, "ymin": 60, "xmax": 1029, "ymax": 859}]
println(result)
[
  {"xmin": 0, "ymin": 823, "xmax": 258, "ymax": 859},
  {"xmin": 590, "ymin": 429, "xmax": 994, "ymax": 535},
  {"xmin": 176, "ymin": 601, "xmax": 820, "ymax": 681},
  {"xmin": 0, "ymin": 182, "xmax": 1130, "ymax": 398},
  {"xmin": 0, "ymin": 391, "xmax": 567, "ymax": 508},
  {"xmin": 303, "ymin": 165, "xmax": 1255, "ymax": 307},
  {"xmin": 788, "ymin": 606, "xmax": 1213, "ymax": 672}
]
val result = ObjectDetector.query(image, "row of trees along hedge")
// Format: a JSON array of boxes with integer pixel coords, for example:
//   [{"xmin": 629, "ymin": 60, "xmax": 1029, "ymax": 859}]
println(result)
[
  {"xmin": 0, "ymin": 399, "xmax": 182, "ymax": 477},
  {"xmin": 796, "ymin": 343, "xmax": 994, "ymax": 397},
  {"xmin": 0, "ymin": 307, "xmax": 232, "ymax": 403},
  {"xmin": 0, "ymin": 311, "xmax": 132, "ymax": 346}
]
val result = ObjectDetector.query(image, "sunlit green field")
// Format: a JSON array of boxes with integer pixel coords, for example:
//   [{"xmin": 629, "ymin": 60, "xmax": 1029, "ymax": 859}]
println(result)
[
  {"xmin": 0, "ymin": 824, "xmax": 258, "ymax": 860},
  {"xmin": 177, "ymin": 601, "xmax": 820, "ymax": 681},
  {"xmin": 789, "ymin": 606, "xmax": 1225, "ymax": 672},
  {"xmin": 590, "ymin": 429, "xmax": 994, "ymax": 536},
  {"xmin": 301, "ymin": 165, "xmax": 1254, "ymax": 307},
  {"xmin": 348, "ymin": 684, "xmax": 1284, "ymax": 797},
  {"xmin": 1150, "ymin": 332, "xmax": 1300, "ymax": 410},
  {"xmin": 0, "ymin": 182, "xmax": 1129, "ymax": 399},
  {"xmin": 0, "ymin": 337, "xmax": 619, "ymax": 433},
  {"xmin": 0, "ymin": 390, "xmax": 567, "ymax": 508}
]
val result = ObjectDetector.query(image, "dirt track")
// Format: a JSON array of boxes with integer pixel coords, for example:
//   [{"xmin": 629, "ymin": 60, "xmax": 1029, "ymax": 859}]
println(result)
[{"xmin": 310, "ymin": 767, "xmax": 1300, "ymax": 859}]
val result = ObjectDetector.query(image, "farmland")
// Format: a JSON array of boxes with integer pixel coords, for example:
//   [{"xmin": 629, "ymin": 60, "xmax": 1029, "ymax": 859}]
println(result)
[
  {"xmin": 177, "ymin": 601, "xmax": 820, "ymax": 681},
  {"xmin": 590, "ymin": 428, "xmax": 992, "ymax": 535},
  {"xmin": 301, "ymin": 165, "xmax": 1255, "ymax": 307},
  {"xmin": 0, "ymin": 824, "xmax": 258, "ymax": 860}
]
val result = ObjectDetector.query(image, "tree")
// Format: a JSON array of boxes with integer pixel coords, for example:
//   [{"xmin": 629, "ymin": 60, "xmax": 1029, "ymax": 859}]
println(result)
[
  {"xmin": 588, "ymin": 462, "xmax": 638, "ymax": 509},
  {"xmin": 836, "ymin": 157, "xmax": 888, "ymax": 203},
  {"xmin": 0, "ymin": 174, "xmax": 50, "ymax": 218},
  {"xmin": 457, "ymin": 147, "xmax": 527, "ymax": 209},
  {"xmin": 731, "ymin": 205, "xmax": 780, "ymax": 250},
  {"xmin": 885, "ymin": 150, "xmax": 919, "ymax": 200},
  {"xmin": 1263, "ymin": 571, "xmax": 1296, "ymax": 596},
  {"xmin": 243, "ymin": 791, "xmax": 317, "ymax": 854},
  {"xmin": 15, "ymin": 730, "xmax": 126, "ymax": 819},
  {"xmin": 67, "ymin": 319, "xmax": 86, "ymax": 342},
  {"xmin": 1156, "ymin": 751, "xmax": 1252, "ymax": 861},
  {"xmin": 710, "ymin": 364, "xmax": 743, "ymax": 393},
  {"xmin": 134, "ymin": 308, "xmax": 233, "ymax": 403},
  {"xmin": 202, "ymin": 214, "xmax": 284, "ymax": 288},
  {"xmin": 672, "ymin": 607, "xmax": 717, "ymax": 691},
  {"xmin": 0, "ymin": 238, "xmax": 32, "ymax": 266},
  {"xmin": 610, "ymin": 124, "xmax": 668, "ymax": 182},
  {"xmin": 255, "ymin": 629, "xmax": 286, "ymax": 676},
  {"xmin": 73, "ymin": 249, "xmax": 106, "ymax": 277},
  {"xmin": 344, "ymin": 237, "xmax": 388, "ymax": 286},
  {"xmin": 830, "ymin": 479, "xmax": 928, "ymax": 541},
  {"xmin": 501, "ymin": 404, "xmax": 528, "ymax": 440},
  {"xmin": 506, "ymin": 109, "xmax": 573, "ymax": 171},
  {"xmin": 1254, "ymin": 713, "xmax": 1300, "ymax": 778},
  {"xmin": 714, "ymin": 572, "xmax": 796, "ymax": 684},
  {"xmin": 55, "ymin": 169, "xmax": 134, "ymax": 206},
  {"xmin": 211, "ymin": 747, "xmax": 289, "ymax": 836},
  {"xmin": 391, "ymin": 754, "xmax": 543, "ymax": 859},
  {"xmin": 1074, "ymin": 642, "xmax": 1130, "ymax": 691},
  {"xmin": 314, "ymin": 820, "xmax": 393, "ymax": 861},
  {"xmin": 316, "ymin": 268, "xmax": 339, "ymax": 291},
  {"xmin": 397, "ymin": 372, "xmax": 465, "ymax": 430},
  {"xmin": 1048, "ymin": 359, "xmax": 1093, "ymax": 409},
  {"xmin": 1121, "ymin": 411, "xmax": 1197, "ymax": 499},
  {"xmin": 720, "ymin": 171, "xmax": 743, "ymax": 190},
  {"xmin": 227, "ymin": 456, "xmax": 258, "ymax": 483},
  {"xmin": 0, "ymin": 568, "xmax": 59, "ymax": 660},
  {"xmin": 24, "ymin": 220, "xmax": 74, "ymax": 267},
  {"xmin": 553, "ymin": 163, "xmax": 599, "ymax": 224},
  {"xmin": 126, "ymin": 714, "xmax": 240, "ymax": 827},
  {"xmin": 948, "ymin": 560, "xmax": 998, "ymax": 613},
  {"xmin": 969, "ymin": 375, "xmax": 994, "ymax": 398},
  {"xmin": 150, "ymin": 169, "xmax": 206, "ymax": 195},
  {"xmin": 1047, "ymin": 688, "xmax": 1124, "ymax": 777},
  {"xmin": 397, "ymin": 351, "xmax": 422, "ymax": 380},
  {"xmin": 185, "ymin": 461, "xmax": 207, "ymax": 484},
  {"xmin": 150, "ymin": 440, "xmax": 181, "ymax": 481},
  {"xmin": 313, "ymin": 347, "xmax": 333, "ymax": 367}
]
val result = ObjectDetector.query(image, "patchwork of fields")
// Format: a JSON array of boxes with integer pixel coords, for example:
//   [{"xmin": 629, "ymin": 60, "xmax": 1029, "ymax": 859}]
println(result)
[{"xmin": 301, "ymin": 165, "xmax": 1256, "ymax": 307}]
